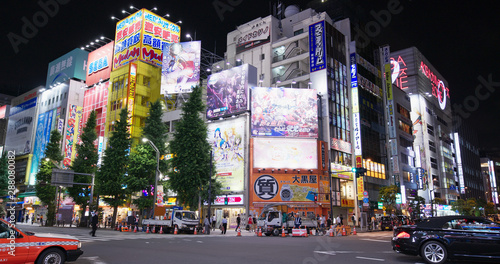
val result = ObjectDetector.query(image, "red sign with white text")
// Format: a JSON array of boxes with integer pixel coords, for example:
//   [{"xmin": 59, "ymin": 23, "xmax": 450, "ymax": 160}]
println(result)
[{"xmin": 86, "ymin": 42, "xmax": 114, "ymax": 86}]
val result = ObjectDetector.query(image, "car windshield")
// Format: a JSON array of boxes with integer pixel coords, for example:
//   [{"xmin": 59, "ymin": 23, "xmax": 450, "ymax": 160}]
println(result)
[
  {"xmin": 444, "ymin": 218, "xmax": 500, "ymax": 232},
  {"xmin": 181, "ymin": 212, "xmax": 198, "ymax": 220},
  {"xmin": 259, "ymin": 211, "xmax": 268, "ymax": 221}
]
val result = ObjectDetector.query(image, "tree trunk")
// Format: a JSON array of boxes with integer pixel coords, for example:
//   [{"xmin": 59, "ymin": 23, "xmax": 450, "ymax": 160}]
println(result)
[
  {"xmin": 111, "ymin": 205, "xmax": 118, "ymax": 229},
  {"xmin": 46, "ymin": 204, "xmax": 56, "ymax": 226}
]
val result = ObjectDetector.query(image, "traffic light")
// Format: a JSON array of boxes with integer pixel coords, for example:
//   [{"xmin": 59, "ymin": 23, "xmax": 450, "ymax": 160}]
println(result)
[
  {"xmin": 352, "ymin": 167, "xmax": 367, "ymax": 177},
  {"xmin": 224, "ymin": 195, "xmax": 228, "ymax": 205},
  {"xmin": 313, "ymin": 193, "xmax": 318, "ymax": 202}
]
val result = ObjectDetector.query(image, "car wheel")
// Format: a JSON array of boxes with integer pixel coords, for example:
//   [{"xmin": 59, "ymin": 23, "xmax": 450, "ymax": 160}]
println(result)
[
  {"xmin": 36, "ymin": 248, "xmax": 65, "ymax": 264},
  {"xmin": 272, "ymin": 228, "xmax": 280, "ymax": 236},
  {"xmin": 421, "ymin": 241, "xmax": 447, "ymax": 264}
]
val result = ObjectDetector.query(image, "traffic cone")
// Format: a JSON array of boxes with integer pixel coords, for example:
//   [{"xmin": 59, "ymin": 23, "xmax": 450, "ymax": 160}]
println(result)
[
  {"xmin": 159, "ymin": 226, "xmax": 164, "ymax": 234},
  {"xmin": 134, "ymin": 226, "xmax": 137, "ymax": 233},
  {"xmin": 342, "ymin": 226, "xmax": 346, "ymax": 236},
  {"xmin": 152, "ymin": 225, "xmax": 156, "ymax": 233},
  {"xmin": 237, "ymin": 227, "xmax": 241, "ymax": 237},
  {"xmin": 174, "ymin": 226, "xmax": 178, "ymax": 235},
  {"xmin": 258, "ymin": 227, "xmax": 262, "ymax": 237},
  {"xmin": 146, "ymin": 224, "xmax": 150, "ymax": 234},
  {"xmin": 352, "ymin": 226, "xmax": 357, "ymax": 235},
  {"xmin": 282, "ymin": 226, "xmax": 286, "ymax": 237},
  {"xmin": 329, "ymin": 227, "xmax": 334, "ymax": 237},
  {"xmin": 129, "ymin": 225, "xmax": 132, "ymax": 232},
  {"xmin": 194, "ymin": 227, "xmax": 198, "ymax": 235}
]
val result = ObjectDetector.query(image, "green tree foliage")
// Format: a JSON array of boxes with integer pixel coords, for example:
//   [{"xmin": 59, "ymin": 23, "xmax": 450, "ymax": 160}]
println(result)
[
  {"xmin": 0, "ymin": 154, "xmax": 8, "ymax": 197},
  {"xmin": 451, "ymin": 198, "xmax": 477, "ymax": 216},
  {"xmin": 68, "ymin": 110, "xmax": 98, "ymax": 216},
  {"xmin": 127, "ymin": 101, "xmax": 168, "ymax": 218},
  {"xmin": 35, "ymin": 130, "xmax": 63, "ymax": 226},
  {"xmin": 379, "ymin": 185, "xmax": 398, "ymax": 214},
  {"xmin": 169, "ymin": 86, "xmax": 215, "ymax": 209},
  {"xmin": 97, "ymin": 108, "xmax": 131, "ymax": 228}
]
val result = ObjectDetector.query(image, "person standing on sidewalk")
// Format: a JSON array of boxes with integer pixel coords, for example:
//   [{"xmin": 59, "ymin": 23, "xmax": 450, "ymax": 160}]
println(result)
[
  {"xmin": 247, "ymin": 214, "xmax": 254, "ymax": 232},
  {"xmin": 204, "ymin": 215, "xmax": 211, "ymax": 235},
  {"xmin": 212, "ymin": 214, "xmax": 216, "ymax": 231},
  {"xmin": 221, "ymin": 216, "xmax": 228, "ymax": 234}
]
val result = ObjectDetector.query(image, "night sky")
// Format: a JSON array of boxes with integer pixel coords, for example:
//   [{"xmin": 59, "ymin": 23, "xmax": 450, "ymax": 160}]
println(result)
[{"xmin": 2, "ymin": 0, "xmax": 499, "ymax": 150}]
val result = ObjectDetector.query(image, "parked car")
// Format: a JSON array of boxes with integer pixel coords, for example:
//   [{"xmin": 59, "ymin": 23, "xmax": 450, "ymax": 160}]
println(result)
[
  {"xmin": 0, "ymin": 218, "xmax": 83, "ymax": 264},
  {"xmin": 392, "ymin": 216, "xmax": 500, "ymax": 264},
  {"xmin": 380, "ymin": 216, "xmax": 393, "ymax": 230}
]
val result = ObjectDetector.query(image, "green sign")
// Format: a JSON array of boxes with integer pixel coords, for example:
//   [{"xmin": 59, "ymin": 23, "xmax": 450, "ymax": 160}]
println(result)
[
  {"xmin": 378, "ymin": 202, "xmax": 383, "ymax": 209},
  {"xmin": 396, "ymin": 193, "xmax": 402, "ymax": 204}
]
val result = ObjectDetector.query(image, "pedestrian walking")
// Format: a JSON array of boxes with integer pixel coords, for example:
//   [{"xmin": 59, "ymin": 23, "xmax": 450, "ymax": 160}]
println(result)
[
  {"xmin": 252, "ymin": 215, "xmax": 257, "ymax": 232},
  {"xmin": 320, "ymin": 215, "xmax": 326, "ymax": 235},
  {"xmin": 90, "ymin": 211, "xmax": 98, "ymax": 237},
  {"xmin": 235, "ymin": 214, "xmax": 241, "ymax": 231},
  {"xmin": 336, "ymin": 215, "xmax": 341, "ymax": 227},
  {"xmin": 351, "ymin": 215, "xmax": 356, "ymax": 226},
  {"xmin": 221, "ymin": 216, "xmax": 228, "ymax": 234},
  {"xmin": 326, "ymin": 217, "xmax": 332, "ymax": 230},
  {"xmin": 339, "ymin": 214, "xmax": 344, "ymax": 225},
  {"xmin": 204, "ymin": 215, "xmax": 211, "ymax": 235}
]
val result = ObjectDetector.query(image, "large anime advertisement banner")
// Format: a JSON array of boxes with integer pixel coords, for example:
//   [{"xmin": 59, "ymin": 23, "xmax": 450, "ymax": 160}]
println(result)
[
  {"xmin": 251, "ymin": 87, "xmax": 318, "ymax": 137},
  {"xmin": 253, "ymin": 138, "xmax": 318, "ymax": 169},
  {"xmin": 29, "ymin": 109, "xmax": 56, "ymax": 185},
  {"xmin": 207, "ymin": 116, "xmax": 245, "ymax": 192},
  {"xmin": 5, "ymin": 97, "xmax": 37, "ymax": 155},
  {"xmin": 63, "ymin": 105, "xmax": 83, "ymax": 168},
  {"xmin": 206, "ymin": 64, "xmax": 257, "ymax": 119},
  {"xmin": 161, "ymin": 41, "xmax": 201, "ymax": 94}
]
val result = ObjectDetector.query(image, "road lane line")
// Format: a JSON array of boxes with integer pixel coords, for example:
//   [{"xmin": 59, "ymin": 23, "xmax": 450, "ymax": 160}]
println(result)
[
  {"xmin": 360, "ymin": 238, "xmax": 390, "ymax": 243},
  {"xmin": 355, "ymin": 256, "xmax": 385, "ymax": 261}
]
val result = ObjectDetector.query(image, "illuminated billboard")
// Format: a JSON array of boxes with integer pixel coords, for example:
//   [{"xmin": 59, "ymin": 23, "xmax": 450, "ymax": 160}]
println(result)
[
  {"xmin": 161, "ymin": 41, "xmax": 201, "ymax": 94},
  {"xmin": 253, "ymin": 138, "xmax": 318, "ymax": 169},
  {"xmin": 86, "ymin": 41, "xmax": 114, "ymax": 87},
  {"xmin": 113, "ymin": 9, "xmax": 181, "ymax": 70},
  {"xmin": 29, "ymin": 109, "xmax": 57, "ymax": 185},
  {"xmin": 206, "ymin": 64, "xmax": 257, "ymax": 119},
  {"xmin": 309, "ymin": 21, "xmax": 326, "ymax": 73},
  {"xmin": 5, "ymin": 97, "xmax": 37, "ymax": 155},
  {"xmin": 251, "ymin": 173, "xmax": 319, "ymax": 202},
  {"xmin": 251, "ymin": 87, "xmax": 318, "ymax": 137},
  {"xmin": 236, "ymin": 20, "xmax": 270, "ymax": 54},
  {"xmin": 62, "ymin": 105, "xmax": 83, "ymax": 168},
  {"xmin": 207, "ymin": 116, "xmax": 246, "ymax": 192},
  {"xmin": 46, "ymin": 48, "xmax": 89, "ymax": 88}
]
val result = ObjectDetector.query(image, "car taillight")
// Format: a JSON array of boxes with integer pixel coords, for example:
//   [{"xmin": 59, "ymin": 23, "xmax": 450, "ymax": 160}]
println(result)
[{"xmin": 396, "ymin": 231, "xmax": 410, "ymax": 239}]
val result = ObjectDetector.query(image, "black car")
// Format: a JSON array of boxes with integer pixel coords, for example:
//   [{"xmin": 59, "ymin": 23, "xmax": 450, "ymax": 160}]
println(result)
[
  {"xmin": 380, "ymin": 216, "xmax": 393, "ymax": 230},
  {"xmin": 392, "ymin": 216, "xmax": 500, "ymax": 264}
]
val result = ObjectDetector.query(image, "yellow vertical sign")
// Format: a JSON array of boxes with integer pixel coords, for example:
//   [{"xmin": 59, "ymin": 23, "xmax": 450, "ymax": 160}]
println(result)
[{"xmin": 357, "ymin": 176, "xmax": 364, "ymax": 200}]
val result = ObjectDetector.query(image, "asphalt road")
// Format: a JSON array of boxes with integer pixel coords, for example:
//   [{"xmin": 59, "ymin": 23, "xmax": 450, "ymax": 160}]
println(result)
[{"xmin": 14, "ymin": 223, "xmax": 472, "ymax": 264}]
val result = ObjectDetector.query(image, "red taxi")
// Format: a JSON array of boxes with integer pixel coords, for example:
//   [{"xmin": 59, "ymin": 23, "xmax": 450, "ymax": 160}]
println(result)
[{"xmin": 0, "ymin": 218, "xmax": 83, "ymax": 264}]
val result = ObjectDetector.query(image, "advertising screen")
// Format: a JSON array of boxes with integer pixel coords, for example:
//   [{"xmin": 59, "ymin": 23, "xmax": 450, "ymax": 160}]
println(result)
[
  {"xmin": 251, "ymin": 173, "xmax": 319, "ymax": 202},
  {"xmin": 86, "ymin": 41, "xmax": 114, "ymax": 87},
  {"xmin": 207, "ymin": 116, "xmax": 246, "ymax": 192},
  {"xmin": 4, "ymin": 97, "xmax": 37, "ymax": 155},
  {"xmin": 46, "ymin": 48, "xmax": 89, "ymax": 88},
  {"xmin": 206, "ymin": 64, "xmax": 257, "ymax": 119},
  {"xmin": 161, "ymin": 41, "xmax": 201, "ymax": 94},
  {"xmin": 113, "ymin": 9, "xmax": 181, "ymax": 70},
  {"xmin": 251, "ymin": 87, "xmax": 318, "ymax": 137},
  {"xmin": 62, "ymin": 105, "xmax": 83, "ymax": 168},
  {"xmin": 253, "ymin": 138, "xmax": 317, "ymax": 169}
]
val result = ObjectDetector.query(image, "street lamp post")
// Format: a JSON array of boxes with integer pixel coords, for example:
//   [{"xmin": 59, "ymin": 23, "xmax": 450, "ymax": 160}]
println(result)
[
  {"xmin": 207, "ymin": 151, "xmax": 213, "ymax": 220},
  {"xmin": 143, "ymin": 138, "xmax": 160, "ymax": 219}
]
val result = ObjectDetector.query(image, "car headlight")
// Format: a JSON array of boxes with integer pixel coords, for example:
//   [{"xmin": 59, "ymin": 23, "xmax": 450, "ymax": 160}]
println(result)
[{"xmin": 78, "ymin": 242, "xmax": 82, "ymax": 249}]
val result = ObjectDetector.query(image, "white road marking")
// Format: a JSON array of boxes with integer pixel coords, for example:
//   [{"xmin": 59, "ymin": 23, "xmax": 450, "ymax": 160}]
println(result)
[
  {"xmin": 196, "ymin": 241, "xmax": 203, "ymax": 243},
  {"xmin": 355, "ymin": 256, "xmax": 385, "ymax": 261},
  {"xmin": 80, "ymin": 256, "xmax": 108, "ymax": 264},
  {"xmin": 360, "ymin": 238, "xmax": 391, "ymax": 243},
  {"xmin": 314, "ymin": 251, "xmax": 336, "ymax": 256},
  {"xmin": 314, "ymin": 250, "xmax": 364, "ymax": 255}
]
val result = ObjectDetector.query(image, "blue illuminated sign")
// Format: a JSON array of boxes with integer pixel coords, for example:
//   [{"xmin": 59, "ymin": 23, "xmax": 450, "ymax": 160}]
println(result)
[{"xmin": 309, "ymin": 21, "xmax": 326, "ymax": 73}]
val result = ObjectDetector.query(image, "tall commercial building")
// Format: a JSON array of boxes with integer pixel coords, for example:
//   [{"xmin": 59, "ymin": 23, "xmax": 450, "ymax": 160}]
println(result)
[
  {"xmin": 106, "ymin": 9, "xmax": 180, "ymax": 145},
  {"xmin": 391, "ymin": 47, "xmax": 458, "ymax": 216},
  {"xmin": 480, "ymin": 156, "xmax": 499, "ymax": 206}
]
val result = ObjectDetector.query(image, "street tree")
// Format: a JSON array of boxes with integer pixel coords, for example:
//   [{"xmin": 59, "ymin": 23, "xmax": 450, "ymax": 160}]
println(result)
[
  {"xmin": 97, "ymin": 108, "xmax": 130, "ymax": 228},
  {"xmin": 169, "ymin": 86, "xmax": 215, "ymax": 209},
  {"xmin": 68, "ymin": 110, "xmax": 98, "ymax": 217},
  {"xmin": 379, "ymin": 185, "xmax": 398, "ymax": 214},
  {"xmin": 35, "ymin": 130, "xmax": 63, "ymax": 226},
  {"xmin": 451, "ymin": 198, "xmax": 477, "ymax": 216},
  {"xmin": 127, "ymin": 100, "xmax": 168, "ymax": 218}
]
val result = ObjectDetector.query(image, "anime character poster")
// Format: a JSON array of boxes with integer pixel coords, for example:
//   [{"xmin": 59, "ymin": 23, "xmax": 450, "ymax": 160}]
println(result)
[
  {"xmin": 161, "ymin": 41, "xmax": 201, "ymax": 94},
  {"xmin": 207, "ymin": 117, "xmax": 246, "ymax": 192},
  {"xmin": 206, "ymin": 64, "xmax": 253, "ymax": 119},
  {"xmin": 251, "ymin": 87, "xmax": 318, "ymax": 137}
]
